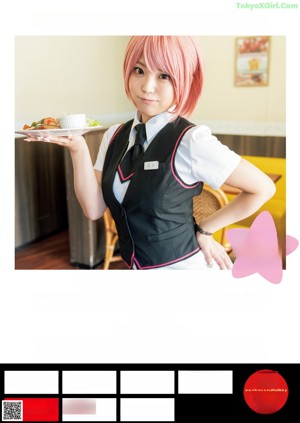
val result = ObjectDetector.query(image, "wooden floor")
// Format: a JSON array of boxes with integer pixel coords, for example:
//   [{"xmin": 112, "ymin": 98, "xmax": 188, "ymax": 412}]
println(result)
[{"xmin": 15, "ymin": 230, "xmax": 128, "ymax": 270}]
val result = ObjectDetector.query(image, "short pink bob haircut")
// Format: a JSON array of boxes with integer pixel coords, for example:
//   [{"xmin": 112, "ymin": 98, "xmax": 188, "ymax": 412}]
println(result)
[{"xmin": 123, "ymin": 36, "xmax": 205, "ymax": 120}]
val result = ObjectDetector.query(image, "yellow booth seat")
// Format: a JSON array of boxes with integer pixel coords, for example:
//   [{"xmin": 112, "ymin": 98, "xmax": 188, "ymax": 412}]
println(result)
[{"xmin": 224, "ymin": 155, "xmax": 286, "ymax": 267}]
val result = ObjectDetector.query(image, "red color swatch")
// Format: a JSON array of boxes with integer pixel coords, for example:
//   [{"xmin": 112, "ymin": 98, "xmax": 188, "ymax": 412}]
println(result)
[{"xmin": 4, "ymin": 398, "xmax": 59, "ymax": 421}]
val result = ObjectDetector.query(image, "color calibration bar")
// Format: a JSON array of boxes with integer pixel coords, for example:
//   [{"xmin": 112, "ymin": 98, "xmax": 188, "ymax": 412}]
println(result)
[{"xmin": 0, "ymin": 364, "xmax": 297, "ymax": 421}]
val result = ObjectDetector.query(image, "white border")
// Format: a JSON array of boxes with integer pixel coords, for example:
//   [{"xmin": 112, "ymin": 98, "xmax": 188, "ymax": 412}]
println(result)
[{"xmin": 1, "ymin": 1, "xmax": 300, "ymax": 365}]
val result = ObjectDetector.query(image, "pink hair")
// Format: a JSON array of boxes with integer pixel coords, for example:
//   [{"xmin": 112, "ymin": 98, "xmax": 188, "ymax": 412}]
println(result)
[{"xmin": 123, "ymin": 36, "xmax": 205, "ymax": 119}]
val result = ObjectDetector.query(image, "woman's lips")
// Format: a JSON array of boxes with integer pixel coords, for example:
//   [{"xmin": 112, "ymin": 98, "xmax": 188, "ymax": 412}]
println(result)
[{"xmin": 139, "ymin": 97, "xmax": 157, "ymax": 104}]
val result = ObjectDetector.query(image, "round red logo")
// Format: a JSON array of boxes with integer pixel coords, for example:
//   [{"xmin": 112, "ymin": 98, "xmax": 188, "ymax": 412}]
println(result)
[{"xmin": 243, "ymin": 369, "xmax": 288, "ymax": 414}]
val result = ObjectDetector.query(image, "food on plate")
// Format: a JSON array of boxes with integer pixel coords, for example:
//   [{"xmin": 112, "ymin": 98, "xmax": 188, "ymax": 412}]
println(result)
[
  {"xmin": 22, "ymin": 116, "xmax": 101, "ymax": 131},
  {"xmin": 23, "ymin": 117, "xmax": 61, "ymax": 130},
  {"xmin": 86, "ymin": 118, "xmax": 101, "ymax": 127}
]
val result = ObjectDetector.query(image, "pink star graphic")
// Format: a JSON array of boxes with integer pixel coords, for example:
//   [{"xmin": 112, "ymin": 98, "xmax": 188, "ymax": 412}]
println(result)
[
  {"xmin": 226, "ymin": 211, "xmax": 298, "ymax": 284},
  {"xmin": 286, "ymin": 235, "xmax": 299, "ymax": 255}
]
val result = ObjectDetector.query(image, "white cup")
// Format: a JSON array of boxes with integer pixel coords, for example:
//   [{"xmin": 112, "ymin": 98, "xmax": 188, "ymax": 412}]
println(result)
[{"xmin": 59, "ymin": 114, "xmax": 86, "ymax": 129}]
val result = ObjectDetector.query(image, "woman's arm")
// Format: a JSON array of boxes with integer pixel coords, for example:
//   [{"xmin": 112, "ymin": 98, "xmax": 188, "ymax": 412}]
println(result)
[
  {"xmin": 197, "ymin": 158, "xmax": 276, "ymax": 269},
  {"xmin": 24, "ymin": 134, "xmax": 107, "ymax": 220},
  {"xmin": 69, "ymin": 140, "xmax": 106, "ymax": 220},
  {"xmin": 200, "ymin": 158, "xmax": 276, "ymax": 234}
]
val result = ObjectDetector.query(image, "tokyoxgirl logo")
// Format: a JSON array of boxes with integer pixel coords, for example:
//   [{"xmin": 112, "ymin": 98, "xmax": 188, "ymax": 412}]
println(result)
[{"xmin": 235, "ymin": 2, "xmax": 299, "ymax": 9}]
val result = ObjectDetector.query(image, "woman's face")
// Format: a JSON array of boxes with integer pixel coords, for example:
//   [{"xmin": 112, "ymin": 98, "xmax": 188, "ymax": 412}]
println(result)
[{"xmin": 128, "ymin": 55, "xmax": 175, "ymax": 123}]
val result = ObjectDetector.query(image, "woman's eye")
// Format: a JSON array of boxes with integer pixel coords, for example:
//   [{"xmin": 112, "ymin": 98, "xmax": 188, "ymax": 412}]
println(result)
[
  {"xmin": 133, "ymin": 67, "xmax": 144, "ymax": 75},
  {"xmin": 160, "ymin": 73, "xmax": 171, "ymax": 80}
]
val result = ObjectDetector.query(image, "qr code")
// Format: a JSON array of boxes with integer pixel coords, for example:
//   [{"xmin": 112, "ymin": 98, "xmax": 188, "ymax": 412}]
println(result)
[{"xmin": 2, "ymin": 401, "xmax": 23, "ymax": 421}]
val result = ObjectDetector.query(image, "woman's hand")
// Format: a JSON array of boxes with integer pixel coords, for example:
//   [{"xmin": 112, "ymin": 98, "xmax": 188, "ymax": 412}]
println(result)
[
  {"xmin": 23, "ymin": 134, "xmax": 86, "ymax": 153},
  {"xmin": 196, "ymin": 232, "xmax": 233, "ymax": 270}
]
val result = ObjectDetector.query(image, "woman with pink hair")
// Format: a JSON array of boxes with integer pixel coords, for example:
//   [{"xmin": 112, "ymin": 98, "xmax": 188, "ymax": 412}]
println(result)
[{"xmin": 24, "ymin": 36, "xmax": 275, "ymax": 270}]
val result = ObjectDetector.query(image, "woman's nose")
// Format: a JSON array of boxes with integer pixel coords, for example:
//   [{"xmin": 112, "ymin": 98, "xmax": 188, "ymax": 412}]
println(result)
[{"xmin": 142, "ymin": 75, "xmax": 156, "ymax": 93}]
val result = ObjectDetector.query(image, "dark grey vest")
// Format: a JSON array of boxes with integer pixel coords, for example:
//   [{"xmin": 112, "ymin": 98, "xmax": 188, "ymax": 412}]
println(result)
[{"xmin": 102, "ymin": 117, "xmax": 203, "ymax": 269}]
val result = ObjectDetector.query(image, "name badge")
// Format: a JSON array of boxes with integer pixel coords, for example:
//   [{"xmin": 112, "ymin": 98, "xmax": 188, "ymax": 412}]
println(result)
[{"xmin": 144, "ymin": 161, "xmax": 159, "ymax": 170}]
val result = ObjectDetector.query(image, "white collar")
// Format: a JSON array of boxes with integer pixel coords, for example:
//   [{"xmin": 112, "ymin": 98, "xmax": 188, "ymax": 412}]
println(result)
[{"xmin": 131, "ymin": 111, "xmax": 173, "ymax": 143}]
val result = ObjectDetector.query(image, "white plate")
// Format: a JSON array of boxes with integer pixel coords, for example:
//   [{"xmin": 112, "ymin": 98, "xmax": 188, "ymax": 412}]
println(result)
[{"xmin": 15, "ymin": 126, "xmax": 103, "ymax": 137}]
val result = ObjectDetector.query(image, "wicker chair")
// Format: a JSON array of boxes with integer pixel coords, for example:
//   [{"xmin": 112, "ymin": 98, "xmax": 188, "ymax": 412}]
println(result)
[
  {"xmin": 193, "ymin": 184, "xmax": 232, "ymax": 253},
  {"xmin": 102, "ymin": 208, "xmax": 123, "ymax": 270}
]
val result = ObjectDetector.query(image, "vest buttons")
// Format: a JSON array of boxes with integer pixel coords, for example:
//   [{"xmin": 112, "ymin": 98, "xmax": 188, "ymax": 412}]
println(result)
[{"xmin": 120, "ymin": 209, "xmax": 125, "ymax": 217}]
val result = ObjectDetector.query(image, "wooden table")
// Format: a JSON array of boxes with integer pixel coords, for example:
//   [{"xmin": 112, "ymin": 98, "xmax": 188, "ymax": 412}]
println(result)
[{"xmin": 221, "ymin": 173, "xmax": 282, "ymax": 196}]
